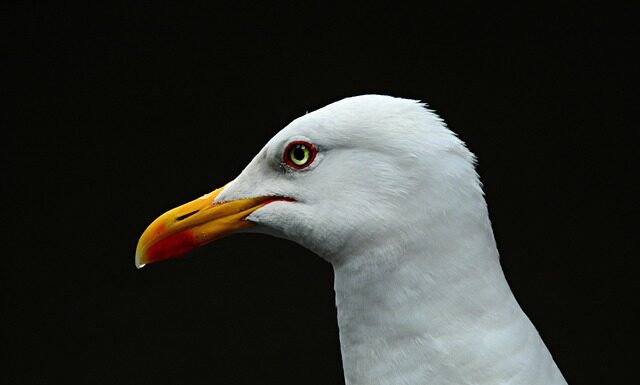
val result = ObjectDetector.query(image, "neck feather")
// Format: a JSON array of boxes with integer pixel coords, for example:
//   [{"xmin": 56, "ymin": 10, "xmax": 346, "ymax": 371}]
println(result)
[{"xmin": 331, "ymin": 210, "xmax": 566, "ymax": 385}]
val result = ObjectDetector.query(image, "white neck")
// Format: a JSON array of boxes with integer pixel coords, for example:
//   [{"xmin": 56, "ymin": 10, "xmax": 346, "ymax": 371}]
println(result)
[{"xmin": 331, "ymin": 212, "xmax": 566, "ymax": 385}]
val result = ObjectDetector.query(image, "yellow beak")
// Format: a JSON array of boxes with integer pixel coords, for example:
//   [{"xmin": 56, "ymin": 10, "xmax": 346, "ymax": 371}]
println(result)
[{"xmin": 135, "ymin": 185, "xmax": 284, "ymax": 268}]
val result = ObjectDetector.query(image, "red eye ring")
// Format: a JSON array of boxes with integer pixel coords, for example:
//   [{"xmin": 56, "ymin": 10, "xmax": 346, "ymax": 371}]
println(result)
[{"xmin": 283, "ymin": 141, "xmax": 317, "ymax": 169}]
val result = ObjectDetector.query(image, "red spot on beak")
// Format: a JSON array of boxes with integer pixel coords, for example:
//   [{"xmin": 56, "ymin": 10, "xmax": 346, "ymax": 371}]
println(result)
[{"xmin": 145, "ymin": 231, "xmax": 198, "ymax": 264}]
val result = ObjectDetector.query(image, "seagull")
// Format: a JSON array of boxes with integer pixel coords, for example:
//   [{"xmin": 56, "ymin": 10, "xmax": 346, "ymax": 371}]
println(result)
[{"xmin": 135, "ymin": 95, "xmax": 568, "ymax": 385}]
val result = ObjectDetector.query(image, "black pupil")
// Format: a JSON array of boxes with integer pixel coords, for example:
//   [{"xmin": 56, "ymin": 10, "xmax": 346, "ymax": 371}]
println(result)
[{"xmin": 292, "ymin": 145, "xmax": 306, "ymax": 161}]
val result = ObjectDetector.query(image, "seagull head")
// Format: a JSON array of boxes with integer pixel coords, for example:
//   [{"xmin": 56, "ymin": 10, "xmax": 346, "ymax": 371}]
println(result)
[{"xmin": 136, "ymin": 95, "xmax": 481, "ymax": 268}]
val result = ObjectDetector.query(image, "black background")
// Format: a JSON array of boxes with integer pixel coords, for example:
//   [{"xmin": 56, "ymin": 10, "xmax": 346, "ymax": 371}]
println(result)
[{"xmin": 4, "ymin": 2, "xmax": 637, "ymax": 384}]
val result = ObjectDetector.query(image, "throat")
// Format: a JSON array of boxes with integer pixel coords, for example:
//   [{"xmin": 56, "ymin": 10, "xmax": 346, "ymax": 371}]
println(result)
[{"xmin": 331, "ymin": 232, "xmax": 558, "ymax": 385}]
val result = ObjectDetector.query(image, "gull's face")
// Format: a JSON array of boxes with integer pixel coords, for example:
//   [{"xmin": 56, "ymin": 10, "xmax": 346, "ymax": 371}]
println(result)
[
  {"xmin": 136, "ymin": 95, "xmax": 474, "ymax": 267},
  {"xmin": 214, "ymin": 121, "xmax": 421, "ymax": 260}
]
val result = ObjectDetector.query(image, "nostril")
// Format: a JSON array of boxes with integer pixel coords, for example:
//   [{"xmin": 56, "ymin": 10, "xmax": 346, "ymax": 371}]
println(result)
[{"xmin": 176, "ymin": 210, "xmax": 199, "ymax": 221}]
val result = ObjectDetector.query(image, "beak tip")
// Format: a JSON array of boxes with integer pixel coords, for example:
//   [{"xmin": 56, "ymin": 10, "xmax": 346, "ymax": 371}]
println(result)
[{"xmin": 135, "ymin": 249, "xmax": 147, "ymax": 269}]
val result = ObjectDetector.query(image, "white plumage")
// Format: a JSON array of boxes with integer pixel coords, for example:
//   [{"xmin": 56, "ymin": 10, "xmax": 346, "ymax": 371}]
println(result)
[{"xmin": 215, "ymin": 95, "xmax": 567, "ymax": 385}]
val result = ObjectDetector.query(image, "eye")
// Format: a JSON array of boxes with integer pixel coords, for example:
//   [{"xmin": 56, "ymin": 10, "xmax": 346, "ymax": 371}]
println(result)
[{"xmin": 283, "ymin": 141, "xmax": 317, "ymax": 169}]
